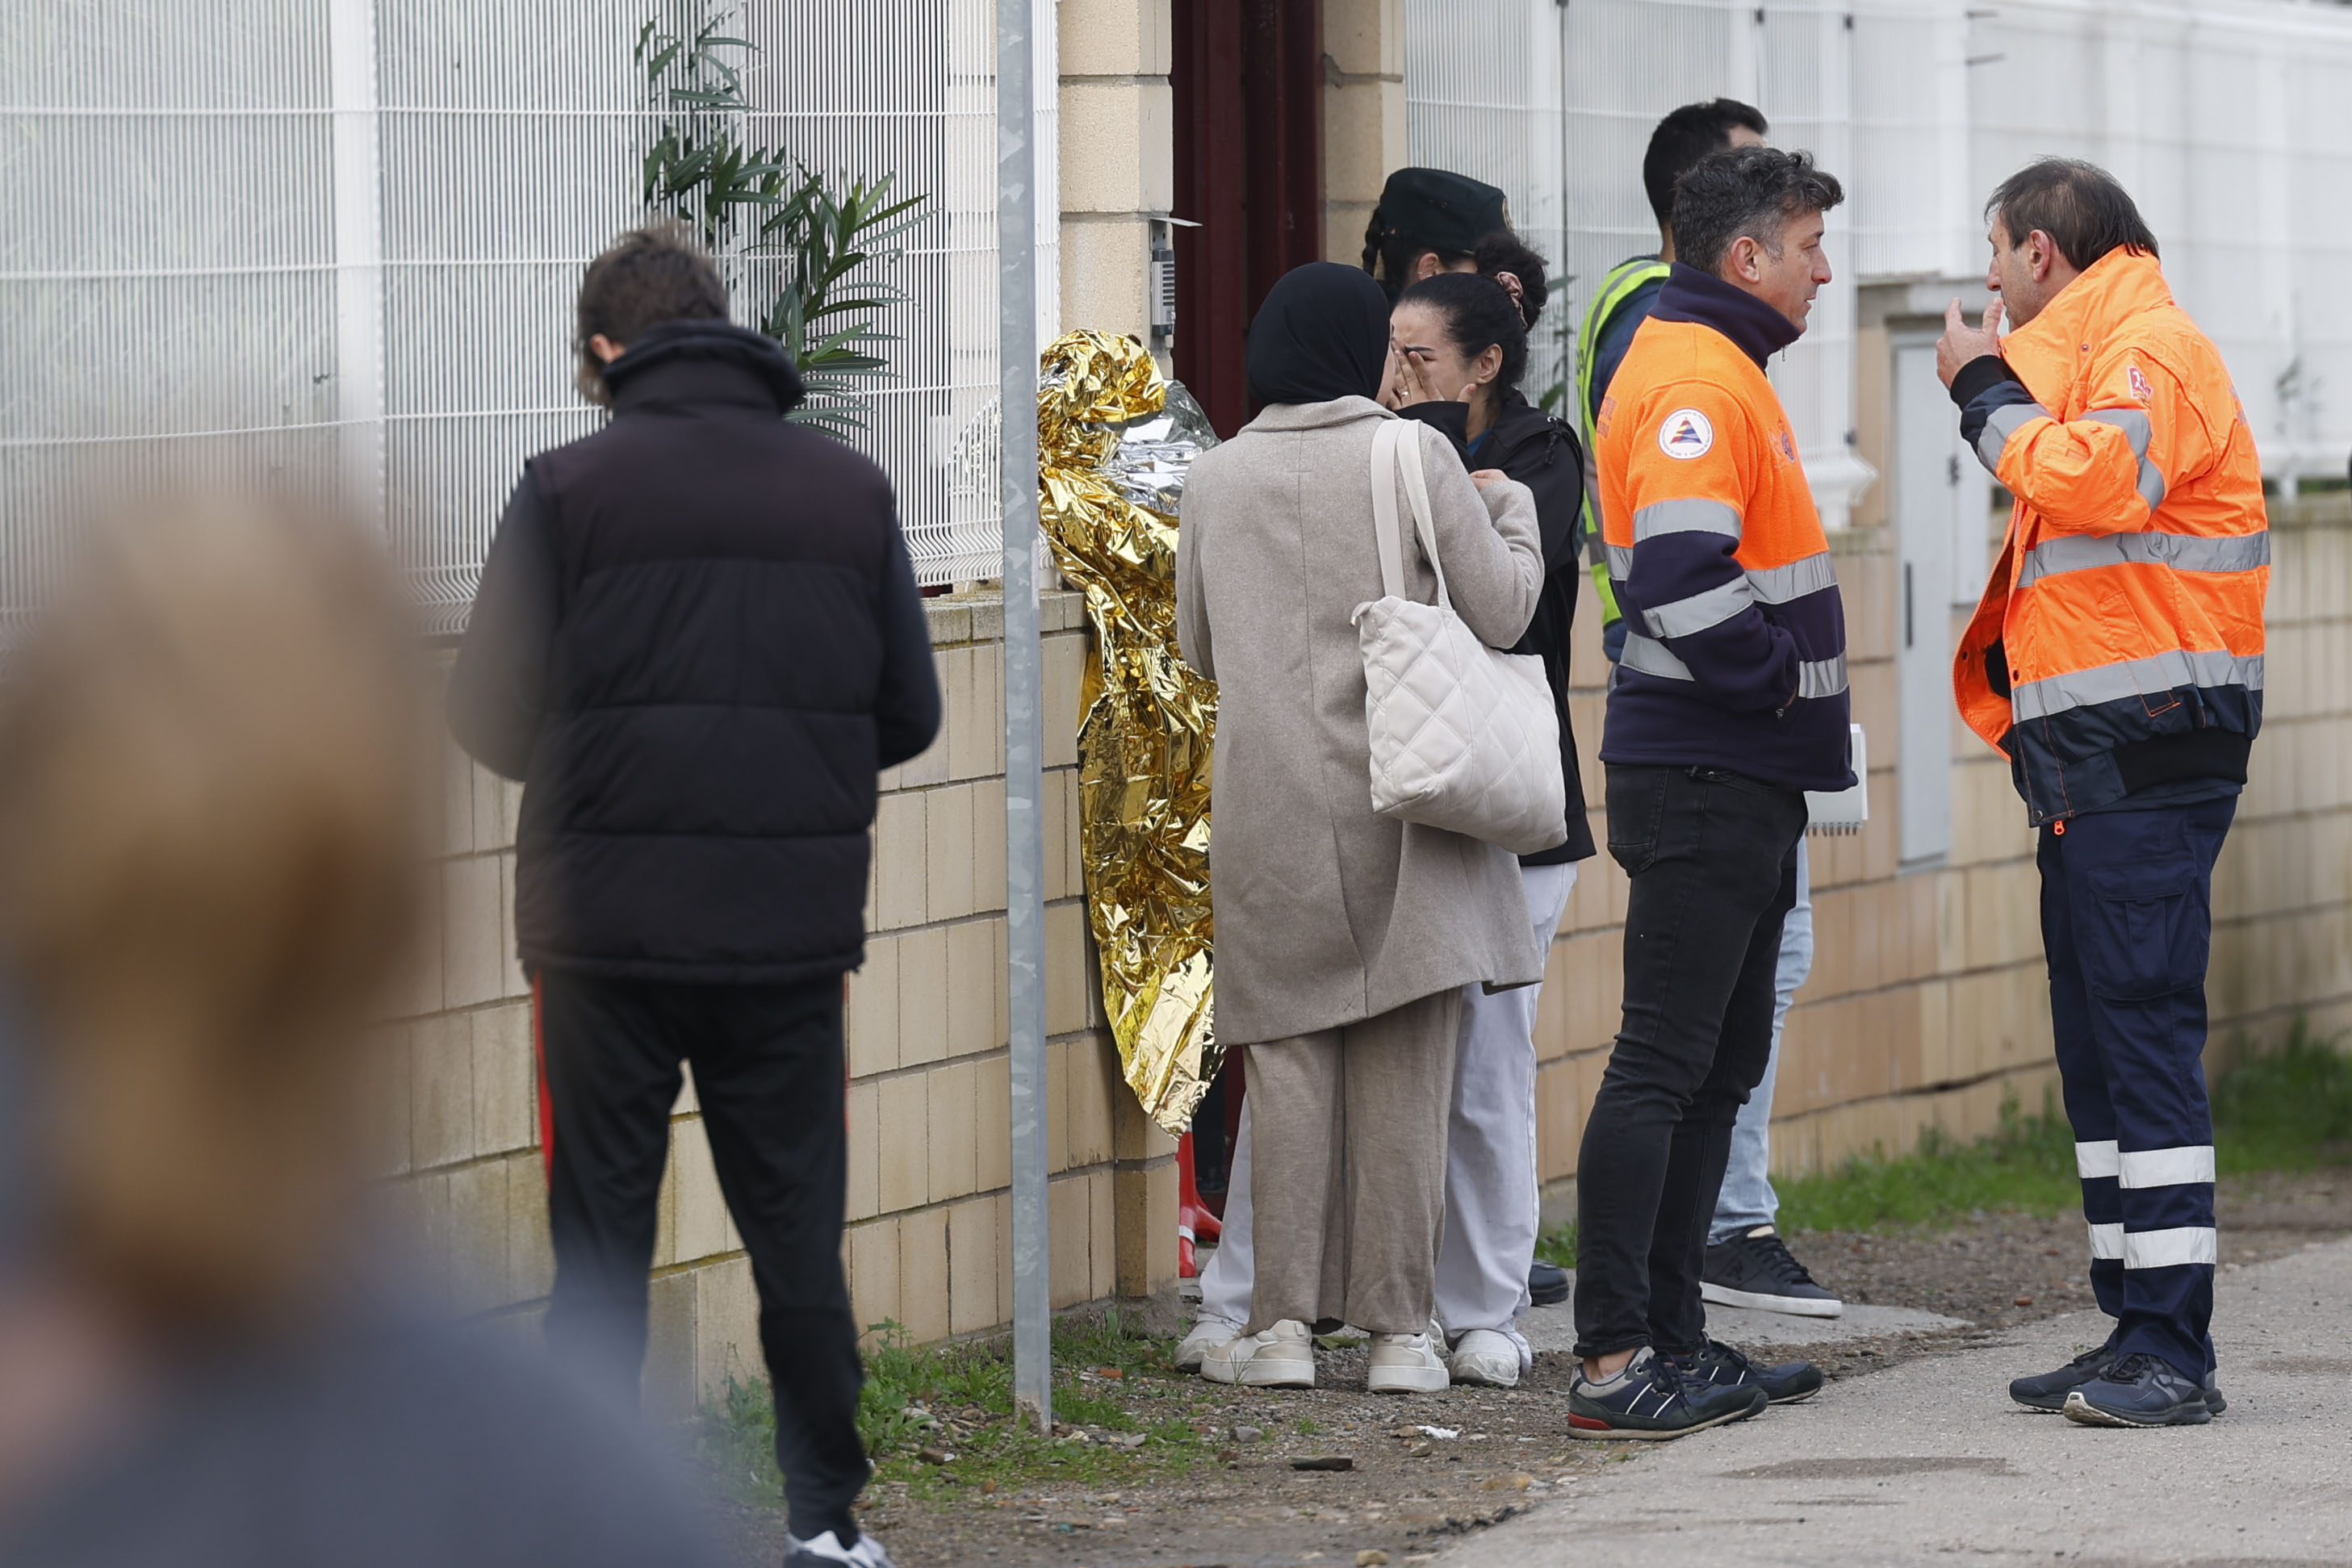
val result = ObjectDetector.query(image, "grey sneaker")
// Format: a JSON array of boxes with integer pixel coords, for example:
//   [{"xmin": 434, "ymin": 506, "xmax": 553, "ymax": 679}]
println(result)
[{"xmin": 1700, "ymin": 1226, "xmax": 1844, "ymax": 1317}]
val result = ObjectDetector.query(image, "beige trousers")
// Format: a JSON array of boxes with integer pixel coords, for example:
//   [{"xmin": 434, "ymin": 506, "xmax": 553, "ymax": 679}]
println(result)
[{"xmin": 1243, "ymin": 989, "xmax": 1463, "ymax": 1336}]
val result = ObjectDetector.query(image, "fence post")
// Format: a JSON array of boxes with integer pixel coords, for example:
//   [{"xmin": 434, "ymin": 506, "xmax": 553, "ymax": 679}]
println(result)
[{"xmin": 997, "ymin": 0, "xmax": 1051, "ymax": 1435}]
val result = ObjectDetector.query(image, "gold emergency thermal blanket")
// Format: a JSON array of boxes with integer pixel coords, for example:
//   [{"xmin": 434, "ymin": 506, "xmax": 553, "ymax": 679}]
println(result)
[{"xmin": 1036, "ymin": 330, "xmax": 1220, "ymax": 1135}]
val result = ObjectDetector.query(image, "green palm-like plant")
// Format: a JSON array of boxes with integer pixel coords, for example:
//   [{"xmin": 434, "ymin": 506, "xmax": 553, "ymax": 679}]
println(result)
[{"xmin": 634, "ymin": 7, "xmax": 925, "ymax": 433}]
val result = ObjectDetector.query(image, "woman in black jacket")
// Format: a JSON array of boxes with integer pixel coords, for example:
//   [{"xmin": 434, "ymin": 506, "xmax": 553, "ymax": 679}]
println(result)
[{"xmin": 1386, "ymin": 264, "xmax": 1598, "ymax": 1387}]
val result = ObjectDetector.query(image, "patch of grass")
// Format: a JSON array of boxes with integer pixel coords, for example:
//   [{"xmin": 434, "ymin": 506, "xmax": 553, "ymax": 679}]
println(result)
[
  {"xmin": 1776, "ymin": 1018, "xmax": 2352, "ymax": 1235},
  {"xmin": 1777, "ymin": 1094, "xmax": 2081, "ymax": 1233},
  {"xmin": 695, "ymin": 1307, "xmax": 1215, "ymax": 1511},
  {"xmin": 2212, "ymin": 1017, "xmax": 2352, "ymax": 1173},
  {"xmin": 1534, "ymin": 1223, "xmax": 1576, "ymax": 1269}
]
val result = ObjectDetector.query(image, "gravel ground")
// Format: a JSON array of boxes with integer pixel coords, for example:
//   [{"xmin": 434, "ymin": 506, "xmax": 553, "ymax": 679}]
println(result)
[{"xmin": 711, "ymin": 1169, "xmax": 2352, "ymax": 1568}]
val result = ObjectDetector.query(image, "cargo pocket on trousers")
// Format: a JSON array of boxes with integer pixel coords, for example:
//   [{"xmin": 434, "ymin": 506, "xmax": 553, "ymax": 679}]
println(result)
[{"xmin": 2082, "ymin": 863, "xmax": 2208, "ymax": 1001}]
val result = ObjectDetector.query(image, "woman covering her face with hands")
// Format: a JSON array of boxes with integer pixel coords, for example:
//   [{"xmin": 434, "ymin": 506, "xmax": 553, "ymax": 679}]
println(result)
[{"xmin": 1381, "ymin": 265, "xmax": 1602, "ymax": 1388}]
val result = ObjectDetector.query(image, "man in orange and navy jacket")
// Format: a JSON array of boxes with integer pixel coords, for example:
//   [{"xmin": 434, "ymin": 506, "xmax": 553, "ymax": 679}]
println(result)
[
  {"xmin": 1940, "ymin": 158, "xmax": 2266, "ymax": 1431},
  {"xmin": 1565, "ymin": 147, "xmax": 1852, "ymax": 1440}
]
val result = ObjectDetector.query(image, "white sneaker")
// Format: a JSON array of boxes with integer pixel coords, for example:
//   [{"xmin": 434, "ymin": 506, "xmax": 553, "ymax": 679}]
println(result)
[
  {"xmin": 1176, "ymin": 1314, "xmax": 1244, "ymax": 1373},
  {"xmin": 784, "ymin": 1529, "xmax": 898, "ymax": 1568},
  {"xmin": 1446, "ymin": 1328, "xmax": 1522, "ymax": 1388},
  {"xmin": 1202, "ymin": 1319, "xmax": 1316, "ymax": 1386},
  {"xmin": 1367, "ymin": 1327, "xmax": 1450, "ymax": 1394}
]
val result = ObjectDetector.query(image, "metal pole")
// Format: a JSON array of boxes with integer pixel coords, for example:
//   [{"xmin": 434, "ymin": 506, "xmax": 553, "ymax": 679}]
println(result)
[{"xmin": 998, "ymin": 0, "xmax": 1051, "ymax": 1434}]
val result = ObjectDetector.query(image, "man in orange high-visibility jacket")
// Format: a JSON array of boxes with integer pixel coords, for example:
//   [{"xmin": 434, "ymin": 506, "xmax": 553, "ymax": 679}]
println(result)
[
  {"xmin": 1567, "ymin": 147, "xmax": 1853, "ymax": 1440},
  {"xmin": 1939, "ymin": 158, "xmax": 2266, "ymax": 1431}
]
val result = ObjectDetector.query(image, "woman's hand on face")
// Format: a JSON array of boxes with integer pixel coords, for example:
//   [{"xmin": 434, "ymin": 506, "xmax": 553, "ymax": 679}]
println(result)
[
  {"xmin": 1468, "ymin": 468, "xmax": 1507, "ymax": 491},
  {"xmin": 1386, "ymin": 342, "xmax": 1446, "ymax": 409}
]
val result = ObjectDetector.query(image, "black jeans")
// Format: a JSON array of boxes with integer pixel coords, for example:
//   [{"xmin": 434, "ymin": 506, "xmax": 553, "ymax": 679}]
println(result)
[
  {"xmin": 1573, "ymin": 764, "xmax": 1806, "ymax": 1360},
  {"xmin": 538, "ymin": 969, "xmax": 868, "ymax": 1543}
]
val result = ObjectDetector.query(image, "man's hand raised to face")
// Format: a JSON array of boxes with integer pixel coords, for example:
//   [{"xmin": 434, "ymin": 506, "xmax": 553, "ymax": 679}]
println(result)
[{"xmin": 1936, "ymin": 298, "xmax": 2005, "ymax": 388}]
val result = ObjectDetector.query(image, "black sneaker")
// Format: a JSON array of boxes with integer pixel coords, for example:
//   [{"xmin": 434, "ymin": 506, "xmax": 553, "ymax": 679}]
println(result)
[
  {"xmin": 1567, "ymin": 1348, "xmax": 1766, "ymax": 1440},
  {"xmin": 2010, "ymin": 1340, "xmax": 2119, "ymax": 1411},
  {"xmin": 1672, "ymin": 1337, "xmax": 1824, "ymax": 1404},
  {"xmin": 1700, "ymin": 1226, "xmax": 1844, "ymax": 1318},
  {"xmin": 2061, "ymin": 1352, "xmax": 2212, "ymax": 1427},
  {"xmin": 2204, "ymin": 1373, "xmax": 2227, "ymax": 1415},
  {"xmin": 1528, "ymin": 1260, "xmax": 1570, "ymax": 1307}
]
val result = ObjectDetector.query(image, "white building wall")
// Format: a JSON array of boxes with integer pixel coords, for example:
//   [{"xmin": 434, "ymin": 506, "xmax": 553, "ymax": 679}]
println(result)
[
  {"xmin": 1408, "ymin": 0, "xmax": 2352, "ymax": 495},
  {"xmin": 0, "ymin": 0, "xmax": 1031, "ymax": 630}
]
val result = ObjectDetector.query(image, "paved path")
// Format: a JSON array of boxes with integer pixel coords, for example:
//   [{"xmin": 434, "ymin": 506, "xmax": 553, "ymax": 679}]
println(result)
[
  {"xmin": 1521, "ymin": 1290, "xmax": 1969, "ymax": 1348},
  {"xmin": 1450, "ymin": 1239, "xmax": 2352, "ymax": 1567}
]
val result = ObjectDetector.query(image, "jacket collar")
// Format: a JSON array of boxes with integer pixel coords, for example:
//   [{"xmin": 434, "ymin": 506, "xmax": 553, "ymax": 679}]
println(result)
[
  {"xmin": 2000, "ymin": 247, "xmax": 2174, "ymax": 398},
  {"xmin": 1241, "ymin": 395, "xmax": 1392, "ymax": 433},
  {"xmin": 1654, "ymin": 262, "xmax": 1801, "ymax": 369},
  {"xmin": 602, "ymin": 320, "xmax": 806, "ymax": 415}
]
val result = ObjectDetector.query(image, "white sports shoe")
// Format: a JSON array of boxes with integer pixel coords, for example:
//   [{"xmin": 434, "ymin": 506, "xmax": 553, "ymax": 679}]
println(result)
[
  {"xmin": 1446, "ymin": 1328, "xmax": 1523, "ymax": 1388},
  {"xmin": 784, "ymin": 1529, "xmax": 898, "ymax": 1568},
  {"xmin": 1201, "ymin": 1319, "xmax": 1316, "ymax": 1386},
  {"xmin": 1367, "ymin": 1326, "xmax": 1450, "ymax": 1394},
  {"xmin": 1176, "ymin": 1314, "xmax": 1244, "ymax": 1373}
]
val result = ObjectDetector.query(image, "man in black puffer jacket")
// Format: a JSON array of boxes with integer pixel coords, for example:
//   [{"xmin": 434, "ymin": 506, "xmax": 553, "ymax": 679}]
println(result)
[{"xmin": 450, "ymin": 224, "xmax": 937, "ymax": 1568}]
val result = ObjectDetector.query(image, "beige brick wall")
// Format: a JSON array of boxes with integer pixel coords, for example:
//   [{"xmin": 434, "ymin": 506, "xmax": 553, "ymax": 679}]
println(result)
[
  {"xmin": 1322, "ymin": 0, "xmax": 1408, "ymax": 265},
  {"xmin": 1534, "ymin": 498, "xmax": 2352, "ymax": 1196},
  {"xmin": 394, "ymin": 592, "xmax": 1174, "ymax": 1415},
  {"xmin": 1057, "ymin": 0, "xmax": 1172, "ymax": 348}
]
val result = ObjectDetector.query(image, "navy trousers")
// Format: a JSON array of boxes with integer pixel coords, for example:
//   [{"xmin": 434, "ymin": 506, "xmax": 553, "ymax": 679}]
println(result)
[{"xmin": 2039, "ymin": 796, "xmax": 2235, "ymax": 1380}]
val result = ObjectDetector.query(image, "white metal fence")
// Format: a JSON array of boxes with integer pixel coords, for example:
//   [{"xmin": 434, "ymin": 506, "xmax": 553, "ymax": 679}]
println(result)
[
  {"xmin": 1408, "ymin": 0, "xmax": 2352, "ymax": 502},
  {"xmin": 1, "ymin": 0, "xmax": 1050, "ymax": 636}
]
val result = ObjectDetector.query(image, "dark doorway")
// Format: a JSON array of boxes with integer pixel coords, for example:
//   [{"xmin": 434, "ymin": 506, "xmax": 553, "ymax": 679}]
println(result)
[{"xmin": 1170, "ymin": 0, "xmax": 1326, "ymax": 438}]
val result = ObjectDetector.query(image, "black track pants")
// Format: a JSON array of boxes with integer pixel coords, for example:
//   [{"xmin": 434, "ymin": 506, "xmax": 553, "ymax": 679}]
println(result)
[{"xmin": 537, "ymin": 969, "xmax": 868, "ymax": 1542}]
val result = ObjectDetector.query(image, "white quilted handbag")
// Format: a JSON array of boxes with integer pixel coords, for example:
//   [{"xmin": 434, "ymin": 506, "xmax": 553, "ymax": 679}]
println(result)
[{"xmin": 1350, "ymin": 419, "xmax": 1567, "ymax": 855}]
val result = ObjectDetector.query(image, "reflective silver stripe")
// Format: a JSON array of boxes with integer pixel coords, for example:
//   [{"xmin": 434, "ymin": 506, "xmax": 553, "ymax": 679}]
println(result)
[
  {"xmin": 1605, "ymin": 542, "xmax": 1634, "ymax": 579},
  {"xmin": 2088, "ymin": 1222, "xmax": 2125, "ymax": 1261},
  {"xmin": 2011, "ymin": 649, "xmax": 2264, "ymax": 722},
  {"xmin": 2017, "ymin": 530, "xmax": 2270, "ymax": 588},
  {"xmin": 2119, "ymin": 1145, "xmax": 2216, "ymax": 1189},
  {"xmin": 2081, "ymin": 407, "xmax": 2153, "ymax": 458},
  {"xmin": 1974, "ymin": 399, "xmax": 2049, "ymax": 474},
  {"xmin": 2080, "ymin": 408, "xmax": 2166, "ymax": 513},
  {"xmin": 2075, "ymin": 1139, "xmax": 2121, "ymax": 1179},
  {"xmin": 1619, "ymin": 630, "xmax": 1696, "ymax": 681},
  {"xmin": 1643, "ymin": 578, "xmax": 1754, "ymax": 639},
  {"xmin": 1797, "ymin": 654, "xmax": 1848, "ymax": 699},
  {"xmin": 1746, "ymin": 550, "xmax": 1838, "ymax": 604},
  {"xmin": 1632, "ymin": 498, "xmax": 1743, "ymax": 541},
  {"xmin": 2124, "ymin": 1226, "xmax": 2218, "ymax": 1270}
]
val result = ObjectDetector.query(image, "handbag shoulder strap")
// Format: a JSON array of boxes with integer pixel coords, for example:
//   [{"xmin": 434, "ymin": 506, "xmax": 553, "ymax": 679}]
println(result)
[
  {"xmin": 1368, "ymin": 419, "xmax": 1409, "ymax": 600},
  {"xmin": 1391, "ymin": 419, "xmax": 1454, "ymax": 609}
]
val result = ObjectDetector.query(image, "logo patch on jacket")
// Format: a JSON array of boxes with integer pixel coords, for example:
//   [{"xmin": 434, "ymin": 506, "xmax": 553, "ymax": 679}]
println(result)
[
  {"xmin": 1658, "ymin": 408, "xmax": 1715, "ymax": 459},
  {"xmin": 2128, "ymin": 363, "xmax": 2153, "ymax": 403},
  {"xmin": 1775, "ymin": 428, "xmax": 1797, "ymax": 462}
]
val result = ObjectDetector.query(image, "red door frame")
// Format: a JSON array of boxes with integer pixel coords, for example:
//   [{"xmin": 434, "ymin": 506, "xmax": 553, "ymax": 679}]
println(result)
[{"xmin": 1172, "ymin": 0, "xmax": 1327, "ymax": 438}]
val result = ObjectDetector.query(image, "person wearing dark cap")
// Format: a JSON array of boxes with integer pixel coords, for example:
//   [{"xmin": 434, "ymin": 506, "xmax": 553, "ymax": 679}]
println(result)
[
  {"xmin": 1362, "ymin": 167, "xmax": 1512, "ymax": 297},
  {"xmin": 1175, "ymin": 262, "xmax": 1546, "ymax": 1395}
]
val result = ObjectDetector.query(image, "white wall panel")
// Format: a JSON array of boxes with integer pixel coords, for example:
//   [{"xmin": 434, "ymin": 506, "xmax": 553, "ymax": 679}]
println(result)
[{"xmin": 1, "ymin": 0, "xmax": 1026, "ymax": 638}]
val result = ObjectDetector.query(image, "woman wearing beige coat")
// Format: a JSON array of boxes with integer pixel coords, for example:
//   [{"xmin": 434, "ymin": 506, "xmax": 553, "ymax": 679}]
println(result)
[{"xmin": 1174, "ymin": 262, "xmax": 1546, "ymax": 1394}]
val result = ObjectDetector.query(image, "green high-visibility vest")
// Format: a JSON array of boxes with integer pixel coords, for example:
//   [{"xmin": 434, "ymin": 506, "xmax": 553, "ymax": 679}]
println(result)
[{"xmin": 1574, "ymin": 257, "xmax": 1672, "ymax": 629}]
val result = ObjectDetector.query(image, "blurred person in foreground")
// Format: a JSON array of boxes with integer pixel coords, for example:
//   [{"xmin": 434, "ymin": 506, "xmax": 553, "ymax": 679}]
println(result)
[
  {"xmin": 1940, "ymin": 160, "xmax": 2265, "ymax": 1428},
  {"xmin": 0, "ymin": 495, "xmax": 719, "ymax": 1566},
  {"xmin": 1571, "ymin": 147, "xmax": 1852, "ymax": 1438},
  {"xmin": 448, "ymin": 223, "xmax": 939, "ymax": 1566}
]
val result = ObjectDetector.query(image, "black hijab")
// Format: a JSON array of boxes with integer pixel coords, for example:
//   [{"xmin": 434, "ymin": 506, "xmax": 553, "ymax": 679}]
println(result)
[{"xmin": 1245, "ymin": 262, "xmax": 1392, "ymax": 407}]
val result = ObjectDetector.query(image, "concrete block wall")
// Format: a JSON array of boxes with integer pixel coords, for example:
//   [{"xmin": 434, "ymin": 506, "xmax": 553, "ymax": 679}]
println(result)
[
  {"xmin": 1532, "ymin": 500, "xmax": 2352, "ymax": 1197},
  {"xmin": 1057, "ymin": 0, "xmax": 1173, "ymax": 351},
  {"xmin": 391, "ymin": 592, "xmax": 1176, "ymax": 1415}
]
